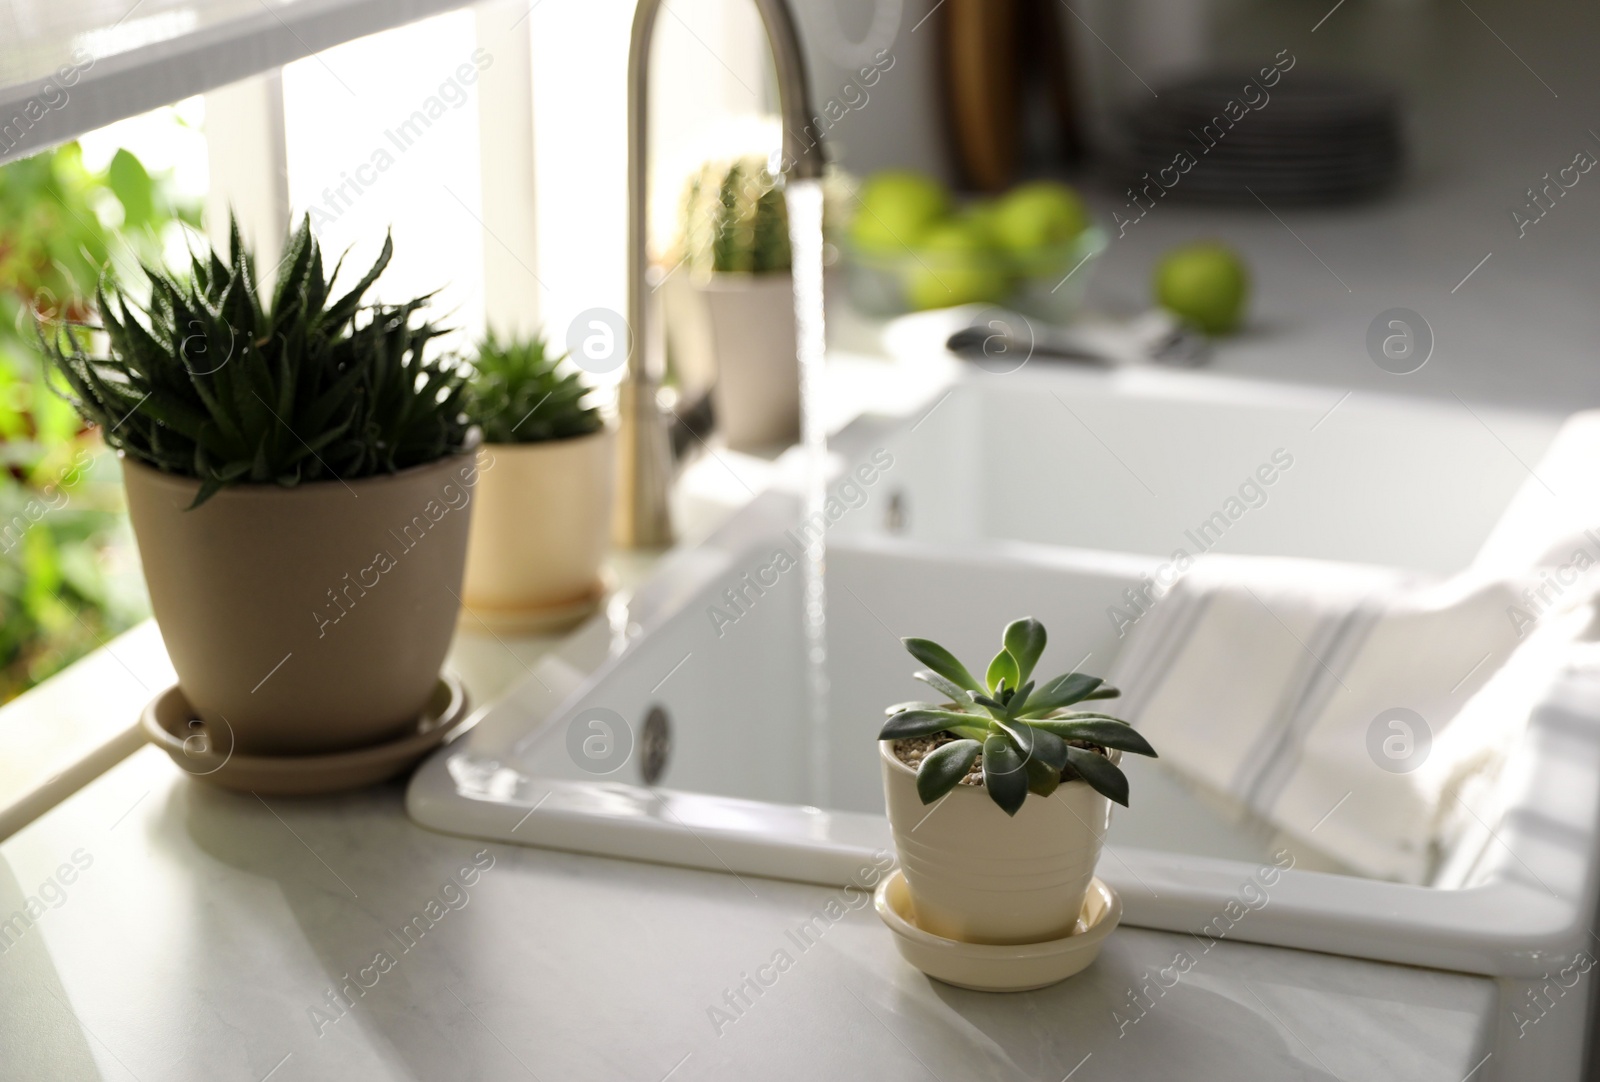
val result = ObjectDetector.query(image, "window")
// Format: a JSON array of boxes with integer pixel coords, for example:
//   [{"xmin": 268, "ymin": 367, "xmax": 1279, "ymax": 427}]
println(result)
[{"xmin": 282, "ymin": 10, "xmax": 488, "ymax": 349}]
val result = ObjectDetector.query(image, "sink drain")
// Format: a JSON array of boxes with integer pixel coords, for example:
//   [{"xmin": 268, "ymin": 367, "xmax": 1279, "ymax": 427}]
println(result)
[
  {"xmin": 885, "ymin": 490, "xmax": 906, "ymax": 534},
  {"xmin": 640, "ymin": 705, "xmax": 671, "ymax": 785}
]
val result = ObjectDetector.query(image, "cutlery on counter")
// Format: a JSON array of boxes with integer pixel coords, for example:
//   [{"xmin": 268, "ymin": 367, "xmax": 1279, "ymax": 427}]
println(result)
[{"xmin": 945, "ymin": 308, "xmax": 1211, "ymax": 368}]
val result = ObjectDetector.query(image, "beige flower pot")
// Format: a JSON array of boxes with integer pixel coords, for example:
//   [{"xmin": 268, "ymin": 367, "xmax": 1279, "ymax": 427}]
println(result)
[
  {"xmin": 461, "ymin": 429, "xmax": 614, "ymax": 628},
  {"xmin": 694, "ymin": 272, "xmax": 799, "ymax": 451},
  {"xmin": 121, "ymin": 454, "xmax": 477, "ymax": 758},
  {"xmin": 880, "ymin": 740, "xmax": 1114, "ymax": 945}
]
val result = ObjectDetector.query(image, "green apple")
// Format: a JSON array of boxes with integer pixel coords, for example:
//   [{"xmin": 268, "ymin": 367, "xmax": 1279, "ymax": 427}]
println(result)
[
  {"xmin": 904, "ymin": 220, "xmax": 1009, "ymax": 310},
  {"xmin": 991, "ymin": 181, "xmax": 1090, "ymax": 253},
  {"xmin": 957, "ymin": 199, "xmax": 1002, "ymax": 243},
  {"xmin": 1153, "ymin": 241, "xmax": 1250, "ymax": 335},
  {"xmin": 850, "ymin": 170, "xmax": 951, "ymax": 253}
]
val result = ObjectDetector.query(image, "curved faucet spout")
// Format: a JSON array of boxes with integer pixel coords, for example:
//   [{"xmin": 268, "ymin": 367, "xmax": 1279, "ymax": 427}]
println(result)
[{"xmin": 618, "ymin": 0, "xmax": 822, "ymax": 548}]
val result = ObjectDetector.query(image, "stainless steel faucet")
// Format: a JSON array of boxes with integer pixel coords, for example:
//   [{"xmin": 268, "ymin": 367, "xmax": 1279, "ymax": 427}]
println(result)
[{"xmin": 617, "ymin": 0, "xmax": 824, "ymax": 548}]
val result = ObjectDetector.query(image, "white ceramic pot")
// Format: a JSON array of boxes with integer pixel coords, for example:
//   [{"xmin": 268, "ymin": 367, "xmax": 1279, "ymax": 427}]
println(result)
[
  {"xmin": 880, "ymin": 740, "xmax": 1114, "ymax": 945},
  {"xmin": 461, "ymin": 429, "xmax": 614, "ymax": 629},
  {"xmin": 693, "ymin": 272, "xmax": 799, "ymax": 451}
]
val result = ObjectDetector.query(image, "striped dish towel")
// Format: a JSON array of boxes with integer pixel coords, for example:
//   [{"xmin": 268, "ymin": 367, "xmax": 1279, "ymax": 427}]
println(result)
[{"xmin": 1108, "ymin": 554, "xmax": 1584, "ymax": 883}]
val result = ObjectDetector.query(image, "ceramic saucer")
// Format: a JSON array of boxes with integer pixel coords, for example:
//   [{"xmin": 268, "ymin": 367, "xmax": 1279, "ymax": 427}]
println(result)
[
  {"xmin": 140, "ymin": 674, "xmax": 470, "ymax": 795},
  {"xmin": 875, "ymin": 869, "xmax": 1121, "ymax": 992},
  {"xmin": 459, "ymin": 577, "xmax": 607, "ymax": 636}
]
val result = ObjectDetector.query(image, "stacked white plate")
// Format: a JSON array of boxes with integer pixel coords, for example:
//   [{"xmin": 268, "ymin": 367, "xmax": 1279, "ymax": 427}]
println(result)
[{"xmin": 1116, "ymin": 73, "xmax": 1403, "ymax": 204}]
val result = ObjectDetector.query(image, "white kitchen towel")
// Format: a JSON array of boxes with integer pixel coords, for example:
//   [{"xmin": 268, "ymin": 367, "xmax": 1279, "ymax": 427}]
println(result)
[{"xmin": 1108, "ymin": 554, "xmax": 1587, "ymax": 883}]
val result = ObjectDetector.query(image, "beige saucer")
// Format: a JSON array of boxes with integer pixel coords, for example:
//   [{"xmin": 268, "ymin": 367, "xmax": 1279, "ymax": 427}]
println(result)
[
  {"xmin": 141, "ymin": 675, "xmax": 471, "ymax": 795},
  {"xmin": 459, "ymin": 578, "xmax": 606, "ymax": 636},
  {"xmin": 875, "ymin": 869, "xmax": 1121, "ymax": 992}
]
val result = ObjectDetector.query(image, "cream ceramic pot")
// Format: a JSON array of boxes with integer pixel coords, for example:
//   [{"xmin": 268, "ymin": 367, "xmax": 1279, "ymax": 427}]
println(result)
[
  {"xmin": 880, "ymin": 740, "xmax": 1114, "ymax": 945},
  {"xmin": 121, "ymin": 453, "xmax": 477, "ymax": 757},
  {"xmin": 461, "ymin": 429, "xmax": 614, "ymax": 619}
]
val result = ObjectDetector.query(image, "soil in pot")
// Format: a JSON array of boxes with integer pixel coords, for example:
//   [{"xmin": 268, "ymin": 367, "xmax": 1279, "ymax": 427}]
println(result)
[{"xmin": 891, "ymin": 731, "xmax": 1112, "ymax": 787}]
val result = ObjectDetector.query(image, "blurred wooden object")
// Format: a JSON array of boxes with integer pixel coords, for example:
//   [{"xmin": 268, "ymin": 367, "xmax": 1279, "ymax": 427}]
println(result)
[{"xmin": 942, "ymin": 0, "xmax": 1020, "ymax": 191}]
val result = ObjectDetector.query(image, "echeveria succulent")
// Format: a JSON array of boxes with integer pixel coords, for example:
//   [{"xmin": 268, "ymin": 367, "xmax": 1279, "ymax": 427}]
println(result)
[{"xmin": 879, "ymin": 617, "xmax": 1157, "ymax": 815}]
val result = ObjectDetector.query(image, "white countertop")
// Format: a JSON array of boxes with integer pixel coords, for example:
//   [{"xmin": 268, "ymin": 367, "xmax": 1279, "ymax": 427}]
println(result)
[{"xmin": 1, "ymin": 746, "xmax": 1495, "ymax": 1082}]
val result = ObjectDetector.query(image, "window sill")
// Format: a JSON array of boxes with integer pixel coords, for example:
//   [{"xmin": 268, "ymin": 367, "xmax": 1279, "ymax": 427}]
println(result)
[{"xmin": 0, "ymin": 620, "xmax": 174, "ymax": 840}]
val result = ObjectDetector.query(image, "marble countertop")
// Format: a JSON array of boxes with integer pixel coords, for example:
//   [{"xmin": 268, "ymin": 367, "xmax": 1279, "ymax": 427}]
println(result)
[{"xmin": 2, "ymin": 746, "xmax": 1494, "ymax": 1082}]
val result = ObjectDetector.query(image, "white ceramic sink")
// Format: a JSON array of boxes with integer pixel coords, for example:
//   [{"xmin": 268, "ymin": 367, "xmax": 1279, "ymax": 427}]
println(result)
[
  {"xmin": 829, "ymin": 363, "xmax": 1559, "ymax": 575},
  {"xmin": 410, "ymin": 362, "xmax": 1600, "ymax": 1076}
]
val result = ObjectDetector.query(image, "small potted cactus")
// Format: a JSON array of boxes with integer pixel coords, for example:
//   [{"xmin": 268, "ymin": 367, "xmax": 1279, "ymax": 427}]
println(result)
[
  {"xmin": 668, "ymin": 154, "xmax": 798, "ymax": 451},
  {"xmin": 460, "ymin": 329, "xmax": 611, "ymax": 632},
  {"xmin": 879, "ymin": 617, "xmax": 1157, "ymax": 944},
  {"xmin": 40, "ymin": 217, "xmax": 476, "ymax": 762}
]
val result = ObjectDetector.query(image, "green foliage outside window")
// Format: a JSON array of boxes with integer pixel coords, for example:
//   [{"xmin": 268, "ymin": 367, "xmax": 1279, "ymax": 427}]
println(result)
[{"xmin": 0, "ymin": 141, "xmax": 196, "ymax": 702}]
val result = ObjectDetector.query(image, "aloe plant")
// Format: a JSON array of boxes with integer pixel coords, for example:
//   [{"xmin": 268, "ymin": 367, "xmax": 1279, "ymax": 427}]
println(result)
[
  {"xmin": 466, "ymin": 330, "xmax": 602, "ymax": 444},
  {"xmin": 879, "ymin": 618, "xmax": 1157, "ymax": 815},
  {"xmin": 39, "ymin": 215, "xmax": 471, "ymax": 507}
]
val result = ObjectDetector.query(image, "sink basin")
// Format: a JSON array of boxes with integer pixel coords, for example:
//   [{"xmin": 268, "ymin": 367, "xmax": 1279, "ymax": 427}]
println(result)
[
  {"xmin": 410, "ymin": 362, "xmax": 1600, "ymax": 1075},
  {"xmin": 829, "ymin": 364, "xmax": 1560, "ymax": 575}
]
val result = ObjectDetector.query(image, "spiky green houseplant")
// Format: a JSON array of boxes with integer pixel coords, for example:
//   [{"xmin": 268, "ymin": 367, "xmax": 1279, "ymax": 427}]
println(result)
[
  {"xmin": 40, "ymin": 216, "xmax": 471, "ymax": 505},
  {"xmin": 457, "ymin": 329, "xmax": 614, "ymax": 627},
  {"xmin": 30, "ymin": 216, "xmax": 480, "ymax": 769},
  {"xmin": 879, "ymin": 618, "xmax": 1158, "ymax": 816},
  {"xmin": 679, "ymin": 155, "xmax": 791, "ymax": 276},
  {"xmin": 466, "ymin": 331, "xmax": 601, "ymax": 445}
]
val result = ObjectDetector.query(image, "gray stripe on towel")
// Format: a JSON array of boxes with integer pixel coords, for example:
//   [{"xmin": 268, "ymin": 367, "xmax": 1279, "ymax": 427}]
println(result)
[
  {"xmin": 1114, "ymin": 586, "xmax": 1214, "ymax": 721},
  {"xmin": 1238, "ymin": 598, "xmax": 1386, "ymax": 813}
]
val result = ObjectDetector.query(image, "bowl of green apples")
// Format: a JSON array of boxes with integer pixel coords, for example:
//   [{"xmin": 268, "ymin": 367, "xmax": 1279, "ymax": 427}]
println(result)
[{"xmin": 843, "ymin": 171, "xmax": 1107, "ymax": 322}]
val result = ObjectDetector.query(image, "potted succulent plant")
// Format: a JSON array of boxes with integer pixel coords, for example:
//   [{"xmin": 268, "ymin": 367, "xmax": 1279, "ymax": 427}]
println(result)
[
  {"xmin": 878, "ymin": 617, "xmax": 1157, "ymax": 944},
  {"xmin": 668, "ymin": 155, "xmax": 798, "ymax": 451},
  {"xmin": 460, "ymin": 330, "xmax": 611, "ymax": 632},
  {"xmin": 40, "ymin": 217, "xmax": 477, "ymax": 761}
]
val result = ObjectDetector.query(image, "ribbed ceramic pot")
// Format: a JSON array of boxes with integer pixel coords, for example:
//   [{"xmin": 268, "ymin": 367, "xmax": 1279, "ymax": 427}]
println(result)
[
  {"xmin": 460, "ymin": 428, "xmax": 613, "ymax": 619},
  {"xmin": 880, "ymin": 740, "xmax": 1114, "ymax": 945},
  {"xmin": 121, "ymin": 453, "xmax": 478, "ymax": 757}
]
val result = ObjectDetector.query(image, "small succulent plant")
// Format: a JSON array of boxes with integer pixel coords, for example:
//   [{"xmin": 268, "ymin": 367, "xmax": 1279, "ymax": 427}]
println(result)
[
  {"xmin": 466, "ymin": 330, "xmax": 602, "ymax": 445},
  {"xmin": 39, "ymin": 215, "xmax": 471, "ymax": 507},
  {"xmin": 879, "ymin": 617, "xmax": 1157, "ymax": 815},
  {"xmin": 679, "ymin": 155, "xmax": 791, "ymax": 275}
]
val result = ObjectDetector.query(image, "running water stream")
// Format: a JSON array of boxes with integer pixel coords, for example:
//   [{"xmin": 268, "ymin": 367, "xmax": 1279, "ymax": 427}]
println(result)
[{"xmin": 785, "ymin": 178, "xmax": 831, "ymax": 808}]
